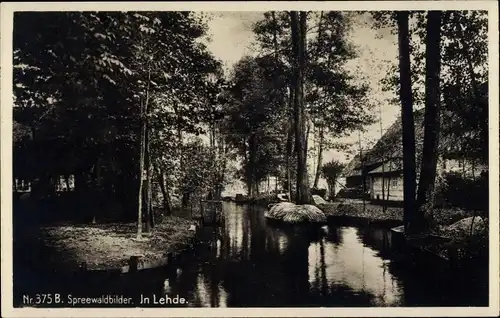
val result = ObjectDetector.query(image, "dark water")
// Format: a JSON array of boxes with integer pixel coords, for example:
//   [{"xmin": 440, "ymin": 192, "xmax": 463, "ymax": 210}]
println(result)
[{"xmin": 14, "ymin": 202, "xmax": 488, "ymax": 307}]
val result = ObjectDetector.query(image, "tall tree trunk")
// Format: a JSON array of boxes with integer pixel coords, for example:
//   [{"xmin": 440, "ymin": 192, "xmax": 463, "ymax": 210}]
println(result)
[
  {"xmin": 158, "ymin": 169, "xmax": 172, "ymax": 216},
  {"xmin": 397, "ymin": 11, "xmax": 418, "ymax": 235},
  {"xmin": 215, "ymin": 132, "xmax": 226, "ymax": 200},
  {"xmin": 305, "ymin": 119, "xmax": 311, "ymax": 155},
  {"xmin": 416, "ymin": 11, "xmax": 442, "ymax": 232},
  {"xmin": 291, "ymin": 11, "xmax": 311, "ymax": 205},
  {"xmin": 242, "ymin": 136, "xmax": 251, "ymax": 197},
  {"xmin": 137, "ymin": 103, "xmax": 146, "ymax": 238},
  {"xmin": 173, "ymin": 101, "xmax": 184, "ymax": 173},
  {"xmin": 137, "ymin": 63, "xmax": 152, "ymax": 238},
  {"xmin": 313, "ymin": 126, "xmax": 324, "ymax": 189},
  {"xmin": 386, "ymin": 166, "xmax": 391, "ymax": 204},
  {"xmin": 471, "ymin": 159, "xmax": 476, "ymax": 180},
  {"xmin": 145, "ymin": 123, "xmax": 155, "ymax": 231},
  {"xmin": 144, "ymin": 122, "xmax": 151, "ymax": 233},
  {"xmin": 267, "ymin": 175, "xmax": 271, "ymax": 194},
  {"xmin": 462, "ymin": 158, "xmax": 466, "ymax": 178},
  {"xmin": 305, "ymin": 119, "xmax": 311, "ymax": 185},
  {"xmin": 286, "ymin": 89, "xmax": 294, "ymax": 201},
  {"xmin": 208, "ymin": 122, "xmax": 216, "ymax": 199},
  {"xmin": 379, "ymin": 106, "xmax": 386, "ymax": 210},
  {"xmin": 358, "ymin": 132, "xmax": 366, "ymax": 211},
  {"xmin": 248, "ymin": 133, "xmax": 257, "ymax": 197}
]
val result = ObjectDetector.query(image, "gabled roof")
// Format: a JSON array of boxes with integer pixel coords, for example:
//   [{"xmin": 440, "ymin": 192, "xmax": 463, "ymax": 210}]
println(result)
[
  {"xmin": 367, "ymin": 159, "xmax": 403, "ymax": 174},
  {"xmin": 344, "ymin": 107, "xmax": 462, "ymax": 177}
]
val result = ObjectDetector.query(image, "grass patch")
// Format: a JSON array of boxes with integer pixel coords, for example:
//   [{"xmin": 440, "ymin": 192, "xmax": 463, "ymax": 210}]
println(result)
[
  {"xmin": 319, "ymin": 202, "xmax": 403, "ymax": 222},
  {"xmin": 39, "ymin": 216, "xmax": 196, "ymax": 271},
  {"xmin": 319, "ymin": 202, "xmax": 480, "ymax": 226}
]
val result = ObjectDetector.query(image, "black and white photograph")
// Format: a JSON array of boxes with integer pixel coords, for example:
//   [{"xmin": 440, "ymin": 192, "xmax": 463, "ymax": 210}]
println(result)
[{"xmin": 1, "ymin": 1, "xmax": 499, "ymax": 317}]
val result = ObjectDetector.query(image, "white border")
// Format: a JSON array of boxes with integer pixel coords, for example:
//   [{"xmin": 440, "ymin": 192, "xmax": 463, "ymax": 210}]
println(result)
[{"xmin": 1, "ymin": 1, "xmax": 499, "ymax": 317}]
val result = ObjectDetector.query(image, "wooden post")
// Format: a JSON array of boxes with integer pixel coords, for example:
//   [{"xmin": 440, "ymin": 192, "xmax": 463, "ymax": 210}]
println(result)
[{"xmin": 129, "ymin": 256, "xmax": 139, "ymax": 273}]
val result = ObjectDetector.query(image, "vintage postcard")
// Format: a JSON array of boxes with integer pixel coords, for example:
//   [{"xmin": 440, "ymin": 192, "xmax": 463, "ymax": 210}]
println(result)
[{"xmin": 1, "ymin": 1, "xmax": 499, "ymax": 317}]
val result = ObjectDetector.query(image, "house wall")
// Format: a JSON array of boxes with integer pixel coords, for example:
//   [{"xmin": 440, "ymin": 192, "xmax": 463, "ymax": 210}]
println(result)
[
  {"xmin": 368, "ymin": 157, "xmax": 487, "ymax": 203},
  {"xmin": 369, "ymin": 175, "xmax": 404, "ymax": 201}
]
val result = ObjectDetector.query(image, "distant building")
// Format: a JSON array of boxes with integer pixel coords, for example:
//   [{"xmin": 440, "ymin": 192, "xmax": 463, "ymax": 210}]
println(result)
[{"xmin": 343, "ymin": 109, "xmax": 487, "ymax": 203}]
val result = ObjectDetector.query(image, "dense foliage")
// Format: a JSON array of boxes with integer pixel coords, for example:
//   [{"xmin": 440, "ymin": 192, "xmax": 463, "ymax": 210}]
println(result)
[{"xmin": 13, "ymin": 12, "xmax": 226, "ymax": 229}]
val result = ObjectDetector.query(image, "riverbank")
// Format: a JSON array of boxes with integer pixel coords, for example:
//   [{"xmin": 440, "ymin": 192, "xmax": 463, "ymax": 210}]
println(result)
[
  {"xmin": 234, "ymin": 193, "xmax": 280, "ymax": 206},
  {"xmin": 320, "ymin": 202, "xmax": 403, "ymax": 226},
  {"xmin": 320, "ymin": 201, "xmax": 488, "ymax": 266},
  {"xmin": 36, "ymin": 216, "xmax": 198, "ymax": 272},
  {"xmin": 319, "ymin": 201, "xmax": 480, "ymax": 226}
]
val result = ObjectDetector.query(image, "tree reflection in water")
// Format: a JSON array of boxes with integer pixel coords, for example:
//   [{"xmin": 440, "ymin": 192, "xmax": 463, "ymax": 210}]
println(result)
[{"xmin": 21, "ymin": 202, "xmax": 487, "ymax": 307}]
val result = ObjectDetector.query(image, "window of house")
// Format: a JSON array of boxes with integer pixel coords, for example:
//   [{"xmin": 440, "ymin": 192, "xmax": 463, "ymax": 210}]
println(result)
[
  {"xmin": 391, "ymin": 179, "xmax": 398, "ymax": 187},
  {"xmin": 56, "ymin": 176, "xmax": 65, "ymax": 192},
  {"xmin": 15, "ymin": 179, "xmax": 31, "ymax": 192},
  {"xmin": 56, "ymin": 175, "xmax": 76, "ymax": 192}
]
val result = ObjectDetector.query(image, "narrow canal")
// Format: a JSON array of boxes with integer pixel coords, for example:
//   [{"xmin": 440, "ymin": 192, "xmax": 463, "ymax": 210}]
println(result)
[
  {"xmin": 157, "ymin": 202, "xmax": 487, "ymax": 307},
  {"xmin": 15, "ymin": 202, "xmax": 488, "ymax": 307}
]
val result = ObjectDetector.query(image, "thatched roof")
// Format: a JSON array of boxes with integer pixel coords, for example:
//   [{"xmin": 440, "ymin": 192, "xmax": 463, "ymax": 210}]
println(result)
[
  {"xmin": 367, "ymin": 159, "xmax": 403, "ymax": 174},
  {"xmin": 344, "ymin": 108, "xmax": 459, "ymax": 177},
  {"xmin": 364, "ymin": 108, "xmax": 425, "ymax": 167}
]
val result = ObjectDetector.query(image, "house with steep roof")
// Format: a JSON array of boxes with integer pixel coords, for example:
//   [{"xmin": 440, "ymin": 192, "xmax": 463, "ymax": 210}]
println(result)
[{"xmin": 343, "ymin": 109, "xmax": 487, "ymax": 203}]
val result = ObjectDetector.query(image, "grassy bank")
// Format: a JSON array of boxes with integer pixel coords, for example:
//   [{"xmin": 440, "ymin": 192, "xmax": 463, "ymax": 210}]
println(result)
[
  {"xmin": 319, "ymin": 202, "xmax": 480, "ymax": 226},
  {"xmin": 320, "ymin": 202, "xmax": 403, "ymax": 223},
  {"xmin": 37, "ymin": 216, "xmax": 197, "ymax": 271},
  {"xmin": 234, "ymin": 193, "xmax": 280, "ymax": 206}
]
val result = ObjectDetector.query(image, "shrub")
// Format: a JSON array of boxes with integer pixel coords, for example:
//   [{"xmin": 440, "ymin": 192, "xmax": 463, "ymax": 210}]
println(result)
[{"xmin": 434, "ymin": 172, "xmax": 488, "ymax": 211}]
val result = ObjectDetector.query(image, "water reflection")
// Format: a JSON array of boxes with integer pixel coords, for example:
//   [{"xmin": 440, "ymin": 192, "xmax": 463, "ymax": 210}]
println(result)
[
  {"xmin": 16, "ymin": 202, "xmax": 487, "ymax": 307},
  {"xmin": 306, "ymin": 227, "xmax": 403, "ymax": 306},
  {"xmin": 165, "ymin": 202, "xmax": 486, "ymax": 307}
]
